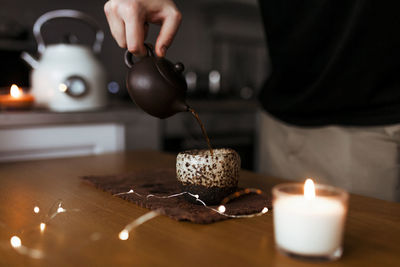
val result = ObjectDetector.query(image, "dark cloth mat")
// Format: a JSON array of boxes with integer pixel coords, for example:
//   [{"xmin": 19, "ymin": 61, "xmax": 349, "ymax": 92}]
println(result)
[{"xmin": 81, "ymin": 168, "xmax": 272, "ymax": 224}]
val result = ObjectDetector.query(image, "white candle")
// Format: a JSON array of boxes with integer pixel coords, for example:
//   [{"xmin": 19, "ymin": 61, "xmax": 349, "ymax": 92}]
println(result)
[{"xmin": 273, "ymin": 179, "xmax": 348, "ymax": 260}]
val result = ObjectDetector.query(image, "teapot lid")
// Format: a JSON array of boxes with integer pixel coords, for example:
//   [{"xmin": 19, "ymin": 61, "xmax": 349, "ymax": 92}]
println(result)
[
  {"xmin": 155, "ymin": 57, "xmax": 187, "ymax": 92},
  {"xmin": 142, "ymin": 44, "xmax": 187, "ymax": 92}
]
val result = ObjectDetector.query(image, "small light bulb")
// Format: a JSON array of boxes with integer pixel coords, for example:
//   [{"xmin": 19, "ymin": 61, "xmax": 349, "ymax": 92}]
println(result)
[
  {"xmin": 10, "ymin": 236, "xmax": 22, "ymax": 248},
  {"xmin": 218, "ymin": 205, "xmax": 226, "ymax": 213},
  {"xmin": 128, "ymin": 189, "xmax": 134, "ymax": 193},
  {"xmin": 33, "ymin": 206, "xmax": 40, "ymax": 214},
  {"xmin": 57, "ymin": 204, "xmax": 66, "ymax": 213},
  {"xmin": 194, "ymin": 194, "xmax": 199, "ymax": 199},
  {"xmin": 40, "ymin": 223, "xmax": 46, "ymax": 232},
  {"xmin": 261, "ymin": 207, "xmax": 269, "ymax": 214},
  {"xmin": 119, "ymin": 230, "xmax": 129, "ymax": 240}
]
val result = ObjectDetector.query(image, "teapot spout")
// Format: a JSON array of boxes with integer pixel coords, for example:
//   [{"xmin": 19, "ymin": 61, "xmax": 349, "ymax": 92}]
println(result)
[
  {"xmin": 21, "ymin": 52, "xmax": 39, "ymax": 69},
  {"xmin": 174, "ymin": 101, "xmax": 190, "ymax": 113}
]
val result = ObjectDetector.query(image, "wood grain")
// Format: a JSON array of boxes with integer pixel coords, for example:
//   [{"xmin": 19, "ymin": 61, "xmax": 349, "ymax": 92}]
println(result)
[{"xmin": 0, "ymin": 150, "xmax": 399, "ymax": 267}]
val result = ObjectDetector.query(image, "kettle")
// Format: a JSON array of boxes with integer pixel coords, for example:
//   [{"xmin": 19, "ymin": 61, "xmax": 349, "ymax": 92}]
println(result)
[
  {"xmin": 125, "ymin": 44, "xmax": 189, "ymax": 119},
  {"xmin": 21, "ymin": 9, "xmax": 107, "ymax": 112}
]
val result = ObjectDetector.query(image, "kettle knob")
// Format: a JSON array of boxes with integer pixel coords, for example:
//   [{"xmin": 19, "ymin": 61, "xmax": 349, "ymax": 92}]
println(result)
[{"xmin": 174, "ymin": 62, "xmax": 184, "ymax": 73}]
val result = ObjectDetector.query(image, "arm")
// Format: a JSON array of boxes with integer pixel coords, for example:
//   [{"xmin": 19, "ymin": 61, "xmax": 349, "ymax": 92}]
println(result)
[{"xmin": 104, "ymin": 0, "xmax": 182, "ymax": 57}]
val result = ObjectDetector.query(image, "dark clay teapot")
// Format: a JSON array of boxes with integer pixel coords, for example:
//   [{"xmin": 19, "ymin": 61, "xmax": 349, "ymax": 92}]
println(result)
[{"xmin": 125, "ymin": 43, "xmax": 189, "ymax": 119}]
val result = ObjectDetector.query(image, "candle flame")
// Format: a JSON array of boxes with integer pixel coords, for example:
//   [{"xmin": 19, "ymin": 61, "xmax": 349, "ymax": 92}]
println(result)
[
  {"xmin": 33, "ymin": 206, "xmax": 40, "ymax": 214},
  {"xmin": 304, "ymin": 178, "xmax": 316, "ymax": 200},
  {"xmin": 10, "ymin": 236, "xmax": 22, "ymax": 248},
  {"xmin": 10, "ymin": 84, "xmax": 23, "ymax": 98}
]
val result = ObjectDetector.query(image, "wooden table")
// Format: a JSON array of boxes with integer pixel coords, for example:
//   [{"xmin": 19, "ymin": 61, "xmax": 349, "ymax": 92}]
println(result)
[{"xmin": 0, "ymin": 150, "xmax": 399, "ymax": 266}]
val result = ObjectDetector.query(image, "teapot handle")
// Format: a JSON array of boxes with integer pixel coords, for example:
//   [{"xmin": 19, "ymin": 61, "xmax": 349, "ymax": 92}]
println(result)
[
  {"xmin": 124, "ymin": 43, "xmax": 155, "ymax": 68},
  {"xmin": 33, "ymin": 9, "xmax": 104, "ymax": 54}
]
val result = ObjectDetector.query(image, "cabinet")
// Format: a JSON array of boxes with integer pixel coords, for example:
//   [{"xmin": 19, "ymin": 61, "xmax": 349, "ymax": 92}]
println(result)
[
  {"xmin": 0, "ymin": 106, "xmax": 160, "ymax": 162},
  {"xmin": 0, "ymin": 123, "xmax": 124, "ymax": 161}
]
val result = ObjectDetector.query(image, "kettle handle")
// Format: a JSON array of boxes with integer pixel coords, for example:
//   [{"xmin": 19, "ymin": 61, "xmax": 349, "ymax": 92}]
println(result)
[
  {"xmin": 33, "ymin": 9, "xmax": 104, "ymax": 54},
  {"xmin": 124, "ymin": 43, "xmax": 154, "ymax": 68}
]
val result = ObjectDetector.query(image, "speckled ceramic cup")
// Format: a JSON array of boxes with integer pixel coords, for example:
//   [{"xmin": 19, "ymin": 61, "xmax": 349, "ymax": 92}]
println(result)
[{"xmin": 176, "ymin": 148, "xmax": 240, "ymax": 205}]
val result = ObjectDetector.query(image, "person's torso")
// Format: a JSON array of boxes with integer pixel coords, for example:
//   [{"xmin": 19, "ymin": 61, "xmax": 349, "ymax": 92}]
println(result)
[{"xmin": 259, "ymin": 0, "xmax": 400, "ymax": 126}]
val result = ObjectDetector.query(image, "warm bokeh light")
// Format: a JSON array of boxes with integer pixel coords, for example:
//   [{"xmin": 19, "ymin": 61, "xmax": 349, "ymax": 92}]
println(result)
[
  {"xmin": 33, "ymin": 206, "xmax": 40, "ymax": 214},
  {"xmin": 119, "ymin": 230, "xmax": 129, "ymax": 240},
  {"xmin": 10, "ymin": 236, "xmax": 22, "ymax": 248},
  {"xmin": 40, "ymin": 223, "xmax": 46, "ymax": 232},
  {"xmin": 304, "ymin": 178, "xmax": 316, "ymax": 200},
  {"xmin": 10, "ymin": 84, "xmax": 22, "ymax": 98},
  {"xmin": 59, "ymin": 83, "xmax": 68, "ymax": 92}
]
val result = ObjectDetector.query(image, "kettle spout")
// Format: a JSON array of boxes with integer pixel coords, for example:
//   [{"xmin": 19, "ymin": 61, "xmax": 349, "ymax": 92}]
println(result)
[{"xmin": 21, "ymin": 52, "xmax": 39, "ymax": 69}]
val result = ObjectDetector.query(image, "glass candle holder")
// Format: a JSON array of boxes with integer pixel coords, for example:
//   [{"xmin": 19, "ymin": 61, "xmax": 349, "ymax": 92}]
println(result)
[{"xmin": 272, "ymin": 182, "xmax": 349, "ymax": 261}]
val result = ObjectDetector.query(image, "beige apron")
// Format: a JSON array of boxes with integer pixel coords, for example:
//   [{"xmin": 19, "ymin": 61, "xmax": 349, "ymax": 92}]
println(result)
[{"xmin": 258, "ymin": 112, "xmax": 400, "ymax": 202}]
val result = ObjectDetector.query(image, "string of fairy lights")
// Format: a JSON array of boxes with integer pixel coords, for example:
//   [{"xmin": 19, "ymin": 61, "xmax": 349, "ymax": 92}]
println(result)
[
  {"xmin": 7, "ymin": 200, "xmax": 81, "ymax": 259},
  {"xmin": 4, "ymin": 188, "xmax": 269, "ymax": 259},
  {"xmin": 114, "ymin": 187, "xmax": 269, "ymax": 241}
]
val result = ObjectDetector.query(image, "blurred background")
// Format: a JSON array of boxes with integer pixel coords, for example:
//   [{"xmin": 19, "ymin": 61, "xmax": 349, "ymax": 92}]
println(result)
[{"xmin": 0, "ymin": 0, "xmax": 271, "ymax": 170}]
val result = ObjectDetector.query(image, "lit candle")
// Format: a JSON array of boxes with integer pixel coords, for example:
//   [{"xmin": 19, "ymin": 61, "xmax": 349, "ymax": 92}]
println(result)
[
  {"xmin": 0, "ymin": 84, "xmax": 34, "ymax": 110},
  {"xmin": 272, "ymin": 179, "xmax": 348, "ymax": 261}
]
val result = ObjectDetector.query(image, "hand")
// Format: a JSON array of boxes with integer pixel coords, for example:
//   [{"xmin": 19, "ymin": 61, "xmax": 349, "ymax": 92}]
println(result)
[{"xmin": 104, "ymin": 0, "xmax": 182, "ymax": 57}]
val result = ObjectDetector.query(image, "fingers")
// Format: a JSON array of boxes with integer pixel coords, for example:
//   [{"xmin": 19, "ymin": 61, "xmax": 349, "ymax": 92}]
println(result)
[
  {"xmin": 104, "ymin": 0, "xmax": 182, "ymax": 58},
  {"xmin": 155, "ymin": 8, "xmax": 182, "ymax": 57},
  {"xmin": 122, "ymin": 8, "xmax": 147, "ymax": 56},
  {"xmin": 104, "ymin": 0, "xmax": 147, "ymax": 57},
  {"xmin": 104, "ymin": 1, "xmax": 127, "ymax": 48}
]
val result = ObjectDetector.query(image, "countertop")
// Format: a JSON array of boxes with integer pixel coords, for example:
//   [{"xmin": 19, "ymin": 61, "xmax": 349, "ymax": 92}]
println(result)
[{"xmin": 0, "ymin": 150, "xmax": 399, "ymax": 266}]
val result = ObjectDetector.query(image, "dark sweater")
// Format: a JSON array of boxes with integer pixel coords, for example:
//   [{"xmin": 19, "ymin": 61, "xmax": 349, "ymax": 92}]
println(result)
[{"xmin": 258, "ymin": 0, "xmax": 400, "ymax": 126}]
